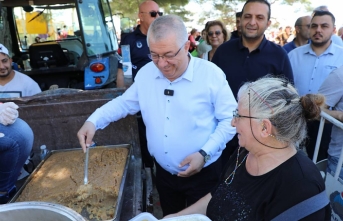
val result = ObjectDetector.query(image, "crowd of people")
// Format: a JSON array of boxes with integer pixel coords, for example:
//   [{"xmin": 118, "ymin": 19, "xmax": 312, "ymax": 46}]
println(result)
[{"xmin": 1, "ymin": 0, "xmax": 343, "ymax": 220}]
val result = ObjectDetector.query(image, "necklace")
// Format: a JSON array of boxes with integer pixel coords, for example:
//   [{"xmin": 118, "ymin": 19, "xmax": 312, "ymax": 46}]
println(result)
[{"xmin": 225, "ymin": 146, "xmax": 249, "ymax": 185}]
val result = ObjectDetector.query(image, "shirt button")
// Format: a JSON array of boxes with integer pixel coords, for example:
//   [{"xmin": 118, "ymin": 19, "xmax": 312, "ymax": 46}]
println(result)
[
  {"xmin": 165, "ymin": 135, "xmax": 167, "ymax": 137},
  {"xmin": 165, "ymin": 152, "xmax": 168, "ymax": 154},
  {"xmin": 167, "ymin": 117, "xmax": 169, "ymax": 120},
  {"xmin": 168, "ymin": 100, "xmax": 170, "ymax": 103}
]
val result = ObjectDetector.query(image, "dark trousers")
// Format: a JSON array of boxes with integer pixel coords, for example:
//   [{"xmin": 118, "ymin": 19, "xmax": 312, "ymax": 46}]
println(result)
[
  {"xmin": 155, "ymin": 159, "xmax": 221, "ymax": 216},
  {"xmin": 137, "ymin": 115, "xmax": 154, "ymax": 168},
  {"xmin": 305, "ymin": 121, "xmax": 332, "ymax": 162}
]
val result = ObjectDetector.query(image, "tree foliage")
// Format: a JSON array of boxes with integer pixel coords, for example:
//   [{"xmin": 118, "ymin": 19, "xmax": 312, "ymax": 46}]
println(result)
[
  {"xmin": 108, "ymin": 0, "xmax": 191, "ymax": 24},
  {"xmin": 194, "ymin": 0, "xmax": 312, "ymax": 30},
  {"xmin": 106, "ymin": 0, "xmax": 313, "ymax": 31}
]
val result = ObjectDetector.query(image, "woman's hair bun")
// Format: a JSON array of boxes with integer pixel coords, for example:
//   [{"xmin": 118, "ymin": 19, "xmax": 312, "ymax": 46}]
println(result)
[{"xmin": 300, "ymin": 94, "xmax": 325, "ymax": 120}]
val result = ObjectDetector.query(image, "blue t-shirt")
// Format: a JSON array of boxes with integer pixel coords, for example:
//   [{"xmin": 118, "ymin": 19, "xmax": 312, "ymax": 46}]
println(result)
[
  {"xmin": 212, "ymin": 36, "xmax": 294, "ymax": 98},
  {"xmin": 283, "ymin": 39, "xmax": 310, "ymax": 53},
  {"xmin": 283, "ymin": 40, "xmax": 297, "ymax": 53}
]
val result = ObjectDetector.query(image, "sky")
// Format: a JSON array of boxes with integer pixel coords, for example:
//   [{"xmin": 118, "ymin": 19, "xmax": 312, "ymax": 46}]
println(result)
[{"xmin": 185, "ymin": 0, "xmax": 343, "ymax": 31}]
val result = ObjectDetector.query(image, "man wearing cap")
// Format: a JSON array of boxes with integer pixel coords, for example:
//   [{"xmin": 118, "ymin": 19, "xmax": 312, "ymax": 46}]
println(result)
[{"xmin": 0, "ymin": 44, "xmax": 41, "ymax": 98}]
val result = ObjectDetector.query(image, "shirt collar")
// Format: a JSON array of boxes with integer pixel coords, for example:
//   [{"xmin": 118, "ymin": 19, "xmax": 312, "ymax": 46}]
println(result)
[
  {"xmin": 306, "ymin": 41, "xmax": 337, "ymax": 56},
  {"xmin": 133, "ymin": 25, "xmax": 145, "ymax": 37},
  {"xmin": 238, "ymin": 35, "xmax": 267, "ymax": 52}
]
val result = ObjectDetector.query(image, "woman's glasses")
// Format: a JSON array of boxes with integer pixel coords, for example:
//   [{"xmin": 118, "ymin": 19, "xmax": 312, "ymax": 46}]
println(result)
[
  {"xmin": 233, "ymin": 109, "xmax": 260, "ymax": 120},
  {"xmin": 140, "ymin": 11, "xmax": 163, "ymax": 17},
  {"xmin": 208, "ymin": 30, "xmax": 222, "ymax": 37}
]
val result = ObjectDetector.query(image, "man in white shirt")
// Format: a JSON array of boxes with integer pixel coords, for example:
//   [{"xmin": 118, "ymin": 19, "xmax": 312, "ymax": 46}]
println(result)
[
  {"xmin": 77, "ymin": 15, "xmax": 237, "ymax": 216},
  {"xmin": 288, "ymin": 11, "xmax": 343, "ymax": 161},
  {"xmin": 312, "ymin": 5, "xmax": 343, "ymax": 47},
  {"xmin": 0, "ymin": 44, "xmax": 41, "ymax": 98}
]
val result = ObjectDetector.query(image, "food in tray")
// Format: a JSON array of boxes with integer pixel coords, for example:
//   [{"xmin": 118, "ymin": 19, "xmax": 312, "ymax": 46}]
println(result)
[{"xmin": 16, "ymin": 147, "xmax": 129, "ymax": 220}]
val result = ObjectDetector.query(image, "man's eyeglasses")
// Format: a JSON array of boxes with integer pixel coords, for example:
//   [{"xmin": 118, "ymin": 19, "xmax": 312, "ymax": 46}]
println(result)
[
  {"xmin": 148, "ymin": 42, "xmax": 185, "ymax": 62},
  {"xmin": 140, "ymin": 11, "xmax": 163, "ymax": 17},
  {"xmin": 233, "ymin": 109, "xmax": 260, "ymax": 120},
  {"xmin": 208, "ymin": 30, "xmax": 222, "ymax": 37}
]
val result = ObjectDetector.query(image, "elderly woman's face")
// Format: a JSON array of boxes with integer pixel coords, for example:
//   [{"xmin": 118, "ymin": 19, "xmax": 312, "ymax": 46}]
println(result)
[{"xmin": 231, "ymin": 100, "xmax": 259, "ymax": 148}]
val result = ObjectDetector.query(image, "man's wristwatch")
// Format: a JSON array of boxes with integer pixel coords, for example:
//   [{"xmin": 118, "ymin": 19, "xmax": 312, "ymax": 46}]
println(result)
[{"xmin": 199, "ymin": 149, "xmax": 211, "ymax": 163}]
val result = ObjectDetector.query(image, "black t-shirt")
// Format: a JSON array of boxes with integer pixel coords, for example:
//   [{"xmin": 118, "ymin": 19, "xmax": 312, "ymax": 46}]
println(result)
[{"xmin": 207, "ymin": 148, "xmax": 330, "ymax": 220}]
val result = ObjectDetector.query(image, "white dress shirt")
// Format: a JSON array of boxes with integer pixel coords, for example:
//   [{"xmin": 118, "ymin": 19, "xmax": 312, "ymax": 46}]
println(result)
[
  {"xmin": 288, "ymin": 42, "xmax": 343, "ymax": 96},
  {"xmin": 87, "ymin": 55, "xmax": 237, "ymax": 174}
]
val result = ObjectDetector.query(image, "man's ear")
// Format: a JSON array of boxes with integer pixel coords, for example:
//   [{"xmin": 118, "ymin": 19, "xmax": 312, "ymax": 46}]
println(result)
[
  {"xmin": 138, "ymin": 12, "xmax": 143, "ymax": 22},
  {"xmin": 185, "ymin": 41, "xmax": 191, "ymax": 51}
]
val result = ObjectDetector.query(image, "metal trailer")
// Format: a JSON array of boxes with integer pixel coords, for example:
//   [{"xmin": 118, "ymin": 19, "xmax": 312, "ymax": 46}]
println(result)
[{"xmin": 1, "ymin": 88, "xmax": 154, "ymax": 220}]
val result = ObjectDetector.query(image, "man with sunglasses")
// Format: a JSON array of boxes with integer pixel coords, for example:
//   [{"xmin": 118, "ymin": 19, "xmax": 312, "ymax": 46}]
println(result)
[
  {"xmin": 116, "ymin": 0, "xmax": 162, "ymax": 169},
  {"xmin": 283, "ymin": 16, "xmax": 311, "ymax": 53},
  {"xmin": 116, "ymin": 0, "xmax": 162, "ymax": 88},
  {"xmin": 78, "ymin": 15, "xmax": 237, "ymax": 216}
]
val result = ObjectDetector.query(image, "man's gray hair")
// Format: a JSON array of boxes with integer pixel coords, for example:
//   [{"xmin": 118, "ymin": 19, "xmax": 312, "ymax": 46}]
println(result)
[{"xmin": 147, "ymin": 15, "xmax": 188, "ymax": 48}]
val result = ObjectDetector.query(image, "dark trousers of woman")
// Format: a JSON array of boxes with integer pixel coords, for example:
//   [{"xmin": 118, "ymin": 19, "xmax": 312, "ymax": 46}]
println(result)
[{"xmin": 155, "ymin": 159, "xmax": 221, "ymax": 216}]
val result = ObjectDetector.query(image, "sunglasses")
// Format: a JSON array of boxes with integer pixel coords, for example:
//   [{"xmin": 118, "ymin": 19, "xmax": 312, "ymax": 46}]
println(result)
[
  {"xmin": 208, "ymin": 30, "xmax": 222, "ymax": 37},
  {"xmin": 141, "ymin": 11, "xmax": 163, "ymax": 17}
]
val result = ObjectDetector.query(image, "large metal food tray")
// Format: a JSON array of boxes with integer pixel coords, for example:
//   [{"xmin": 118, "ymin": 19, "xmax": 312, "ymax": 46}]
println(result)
[{"xmin": 10, "ymin": 144, "xmax": 132, "ymax": 221}]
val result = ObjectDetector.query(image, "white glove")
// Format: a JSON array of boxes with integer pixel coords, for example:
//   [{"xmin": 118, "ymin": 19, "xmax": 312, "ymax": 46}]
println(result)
[{"xmin": 0, "ymin": 102, "xmax": 19, "ymax": 125}]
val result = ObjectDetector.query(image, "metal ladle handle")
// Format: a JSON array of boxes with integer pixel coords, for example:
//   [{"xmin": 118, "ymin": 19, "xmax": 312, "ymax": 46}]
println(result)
[{"xmin": 84, "ymin": 147, "xmax": 89, "ymax": 185}]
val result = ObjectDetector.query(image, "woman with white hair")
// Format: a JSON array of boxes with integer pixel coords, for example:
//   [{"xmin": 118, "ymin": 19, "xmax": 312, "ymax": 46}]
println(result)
[{"xmin": 165, "ymin": 76, "xmax": 330, "ymax": 220}]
